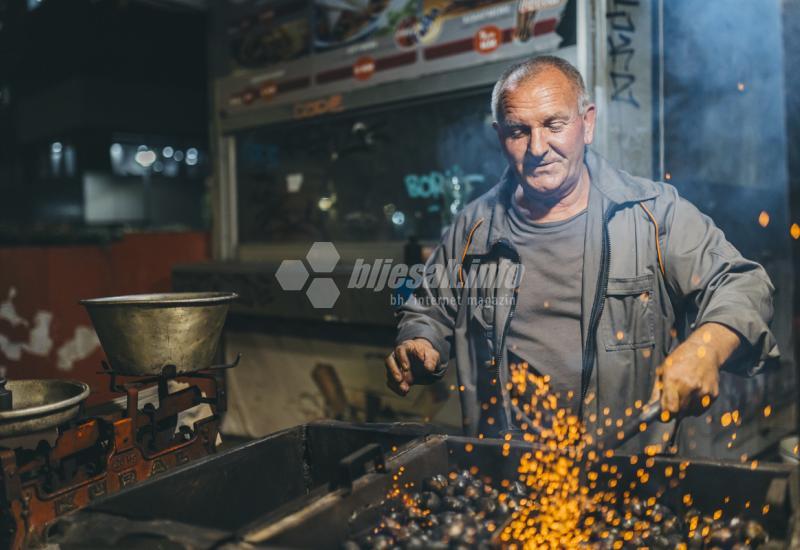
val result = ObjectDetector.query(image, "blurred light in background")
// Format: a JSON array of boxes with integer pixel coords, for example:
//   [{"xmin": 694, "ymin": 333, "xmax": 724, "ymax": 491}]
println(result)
[
  {"xmin": 186, "ymin": 147, "xmax": 198, "ymax": 166},
  {"xmin": 110, "ymin": 143, "xmax": 123, "ymax": 160},
  {"xmin": 134, "ymin": 149, "xmax": 157, "ymax": 167},
  {"xmin": 108, "ymin": 137, "xmax": 207, "ymax": 177}
]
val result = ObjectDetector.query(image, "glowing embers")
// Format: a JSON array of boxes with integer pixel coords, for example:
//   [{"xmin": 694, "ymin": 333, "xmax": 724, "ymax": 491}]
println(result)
[{"xmin": 500, "ymin": 362, "xmax": 588, "ymax": 547}]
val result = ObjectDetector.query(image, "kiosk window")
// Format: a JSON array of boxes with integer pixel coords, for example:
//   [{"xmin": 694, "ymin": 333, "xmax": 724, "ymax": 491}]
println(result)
[{"xmin": 235, "ymin": 91, "xmax": 504, "ymax": 243}]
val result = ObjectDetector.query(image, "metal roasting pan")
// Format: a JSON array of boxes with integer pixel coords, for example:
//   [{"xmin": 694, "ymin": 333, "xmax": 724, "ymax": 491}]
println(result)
[{"xmin": 46, "ymin": 422, "xmax": 799, "ymax": 549}]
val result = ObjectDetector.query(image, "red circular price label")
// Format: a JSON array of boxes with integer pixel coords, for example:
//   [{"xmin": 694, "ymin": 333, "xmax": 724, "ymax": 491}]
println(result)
[
  {"xmin": 241, "ymin": 90, "xmax": 257, "ymax": 104},
  {"xmin": 474, "ymin": 25, "xmax": 502, "ymax": 54},
  {"xmin": 353, "ymin": 57, "xmax": 376, "ymax": 81},
  {"xmin": 259, "ymin": 82, "xmax": 277, "ymax": 101}
]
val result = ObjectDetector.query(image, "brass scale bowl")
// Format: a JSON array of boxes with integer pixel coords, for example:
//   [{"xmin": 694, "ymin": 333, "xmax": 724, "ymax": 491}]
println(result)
[{"xmin": 0, "ymin": 292, "xmax": 237, "ymax": 440}]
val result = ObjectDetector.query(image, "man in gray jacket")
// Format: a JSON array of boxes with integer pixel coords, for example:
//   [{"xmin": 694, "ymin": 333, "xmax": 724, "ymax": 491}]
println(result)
[{"xmin": 384, "ymin": 56, "xmax": 778, "ymax": 450}]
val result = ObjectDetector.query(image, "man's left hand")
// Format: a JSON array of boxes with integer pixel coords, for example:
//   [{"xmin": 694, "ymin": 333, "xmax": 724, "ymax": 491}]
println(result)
[{"xmin": 653, "ymin": 322, "xmax": 741, "ymax": 418}]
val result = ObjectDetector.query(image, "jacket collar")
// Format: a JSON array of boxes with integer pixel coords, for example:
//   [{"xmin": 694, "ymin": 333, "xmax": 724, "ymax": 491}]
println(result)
[
  {"xmin": 584, "ymin": 147, "xmax": 661, "ymax": 205},
  {"xmin": 468, "ymin": 147, "xmax": 660, "ymax": 256}
]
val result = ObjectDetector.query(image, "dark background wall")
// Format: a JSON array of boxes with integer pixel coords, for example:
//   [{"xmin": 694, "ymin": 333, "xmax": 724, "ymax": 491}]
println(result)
[{"xmin": 0, "ymin": 0, "xmax": 208, "ymax": 230}]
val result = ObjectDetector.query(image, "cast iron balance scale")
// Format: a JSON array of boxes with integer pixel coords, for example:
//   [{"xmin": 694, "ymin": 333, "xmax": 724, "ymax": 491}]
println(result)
[{"xmin": 0, "ymin": 291, "xmax": 238, "ymax": 549}]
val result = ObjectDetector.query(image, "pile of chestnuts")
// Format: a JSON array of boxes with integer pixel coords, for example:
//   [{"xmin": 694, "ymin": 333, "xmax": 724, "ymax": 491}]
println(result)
[
  {"xmin": 583, "ymin": 497, "xmax": 770, "ymax": 549},
  {"xmin": 344, "ymin": 469, "xmax": 514, "ymax": 549},
  {"xmin": 342, "ymin": 469, "xmax": 772, "ymax": 549}
]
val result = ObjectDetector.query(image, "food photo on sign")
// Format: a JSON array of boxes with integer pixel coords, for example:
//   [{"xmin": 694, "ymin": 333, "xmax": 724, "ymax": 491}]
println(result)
[
  {"xmin": 312, "ymin": 0, "xmax": 420, "ymax": 50},
  {"xmin": 416, "ymin": 0, "xmax": 571, "ymax": 72}
]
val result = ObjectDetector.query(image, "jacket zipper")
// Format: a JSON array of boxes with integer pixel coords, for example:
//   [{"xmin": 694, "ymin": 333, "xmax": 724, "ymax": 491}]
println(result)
[
  {"xmin": 578, "ymin": 206, "xmax": 613, "ymax": 421},
  {"xmin": 494, "ymin": 282, "xmax": 518, "ymax": 380},
  {"xmin": 493, "ymin": 252, "xmax": 520, "ymax": 433},
  {"xmin": 494, "ymin": 245, "xmax": 521, "ymax": 380}
]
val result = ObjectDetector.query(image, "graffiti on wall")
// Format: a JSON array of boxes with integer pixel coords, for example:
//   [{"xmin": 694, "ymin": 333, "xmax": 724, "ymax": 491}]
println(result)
[{"xmin": 607, "ymin": 0, "xmax": 640, "ymax": 108}]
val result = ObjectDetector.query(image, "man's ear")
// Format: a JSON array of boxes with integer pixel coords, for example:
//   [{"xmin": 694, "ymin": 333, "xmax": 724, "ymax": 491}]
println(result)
[{"xmin": 583, "ymin": 103, "xmax": 597, "ymax": 145}]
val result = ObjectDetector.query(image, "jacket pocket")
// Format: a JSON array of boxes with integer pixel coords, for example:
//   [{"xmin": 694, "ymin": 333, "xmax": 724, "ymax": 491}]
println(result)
[{"xmin": 601, "ymin": 274, "xmax": 656, "ymax": 351}]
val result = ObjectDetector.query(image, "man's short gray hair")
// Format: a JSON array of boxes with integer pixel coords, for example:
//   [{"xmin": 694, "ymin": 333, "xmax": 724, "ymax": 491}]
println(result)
[{"xmin": 491, "ymin": 55, "xmax": 590, "ymax": 123}]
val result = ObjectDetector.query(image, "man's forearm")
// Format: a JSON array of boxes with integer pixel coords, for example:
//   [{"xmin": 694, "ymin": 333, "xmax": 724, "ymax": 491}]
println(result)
[
  {"xmin": 657, "ymin": 322, "xmax": 741, "ymax": 415},
  {"xmin": 685, "ymin": 322, "xmax": 742, "ymax": 368}
]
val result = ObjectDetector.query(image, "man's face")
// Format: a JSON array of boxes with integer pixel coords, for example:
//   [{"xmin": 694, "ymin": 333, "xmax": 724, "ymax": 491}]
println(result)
[{"xmin": 494, "ymin": 68, "xmax": 596, "ymax": 200}]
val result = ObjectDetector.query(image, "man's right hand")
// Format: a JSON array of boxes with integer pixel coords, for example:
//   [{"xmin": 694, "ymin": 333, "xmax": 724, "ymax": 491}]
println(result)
[{"xmin": 385, "ymin": 338, "xmax": 440, "ymax": 396}]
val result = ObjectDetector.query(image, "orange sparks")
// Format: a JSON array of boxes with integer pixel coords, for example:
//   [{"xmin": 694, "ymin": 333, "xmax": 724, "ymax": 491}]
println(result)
[
  {"xmin": 720, "ymin": 412, "xmax": 732, "ymax": 427},
  {"xmin": 763, "ymin": 405, "xmax": 772, "ymax": 417},
  {"xmin": 758, "ymin": 211, "xmax": 770, "ymax": 227},
  {"xmin": 499, "ymin": 370, "xmax": 595, "ymax": 547},
  {"xmin": 791, "ymin": 223, "xmax": 800, "ymax": 240}
]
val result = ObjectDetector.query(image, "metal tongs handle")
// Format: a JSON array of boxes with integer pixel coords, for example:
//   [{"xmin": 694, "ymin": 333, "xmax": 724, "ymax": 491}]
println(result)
[{"xmin": 597, "ymin": 400, "xmax": 662, "ymax": 451}]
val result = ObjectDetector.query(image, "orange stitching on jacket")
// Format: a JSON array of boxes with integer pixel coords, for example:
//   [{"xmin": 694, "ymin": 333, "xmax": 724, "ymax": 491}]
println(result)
[
  {"xmin": 639, "ymin": 203, "xmax": 665, "ymax": 276},
  {"xmin": 458, "ymin": 218, "xmax": 485, "ymax": 286}
]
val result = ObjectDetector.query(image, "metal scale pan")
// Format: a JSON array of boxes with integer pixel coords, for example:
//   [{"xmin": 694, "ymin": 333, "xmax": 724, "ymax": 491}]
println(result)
[
  {"xmin": 80, "ymin": 291, "xmax": 238, "ymax": 376},
  {"xmin": 0, "ymin": 379, "xmax": 90, "ymax": 439}
]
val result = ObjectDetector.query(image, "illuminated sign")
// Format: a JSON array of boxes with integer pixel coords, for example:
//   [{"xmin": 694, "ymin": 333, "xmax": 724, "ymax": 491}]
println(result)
[{"xmin": 404, "ymin": 166, "xmax": 486, "ymax": 199}]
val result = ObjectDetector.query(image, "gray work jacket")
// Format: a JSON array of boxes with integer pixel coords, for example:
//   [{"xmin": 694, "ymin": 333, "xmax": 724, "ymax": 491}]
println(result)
[{"xmin": 395, "ymin": 148, "xmax": 779, "ymax": 452}]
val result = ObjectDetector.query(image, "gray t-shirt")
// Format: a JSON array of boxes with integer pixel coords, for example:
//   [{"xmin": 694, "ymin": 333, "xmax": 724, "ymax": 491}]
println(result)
[{"xmin": 504, "ymin": 197, "xmax": 586, "ymax": 419}]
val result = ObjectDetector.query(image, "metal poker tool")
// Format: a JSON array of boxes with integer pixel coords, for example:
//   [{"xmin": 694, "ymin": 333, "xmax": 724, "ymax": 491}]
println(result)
[{"xmin": 595, "ymin": 399, "xmax": 663, "ymax": 452}]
